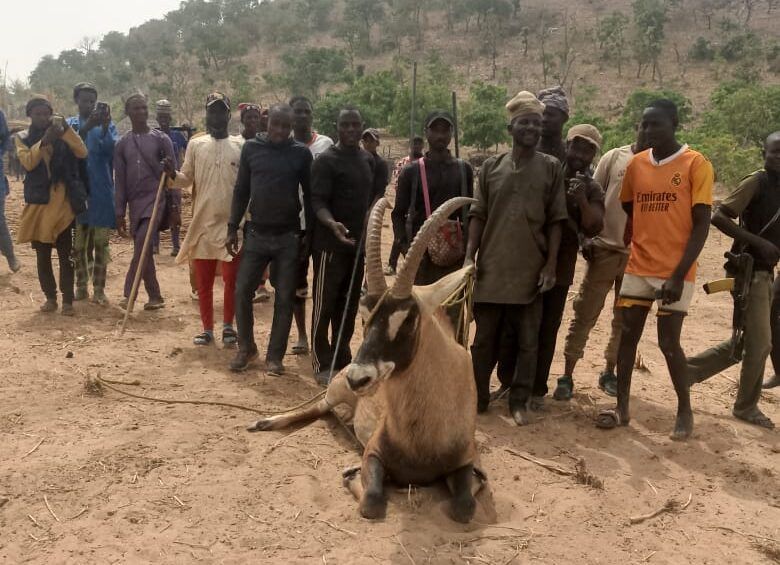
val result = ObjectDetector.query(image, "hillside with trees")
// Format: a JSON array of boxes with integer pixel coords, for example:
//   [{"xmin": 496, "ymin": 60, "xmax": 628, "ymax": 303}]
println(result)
[{"xmin": 1, "ymin": 0, "xmax": 779, "ymax": 183}]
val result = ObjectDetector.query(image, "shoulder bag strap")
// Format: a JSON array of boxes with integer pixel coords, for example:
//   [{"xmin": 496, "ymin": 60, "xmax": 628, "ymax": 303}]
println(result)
[{"xmin": 419, "ymin": 157, "xmax": 432, "ymax": 218}]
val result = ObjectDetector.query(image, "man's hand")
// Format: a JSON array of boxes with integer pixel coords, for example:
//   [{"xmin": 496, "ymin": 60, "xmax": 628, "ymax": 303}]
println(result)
[
  {"xmin": 581, "ymin": 238, "xmax": 595, "ymax": 261},
  {"xmin": 329, "ymin": 220, "xmax": 355, "ymax": 247},
  {"xmin": 116, "ymin": 216, "xmax": 129, "ymax": 239},
  {"xmin": 226, "ymin": 229, "xmax": 240, "ymax": 257},
  {"xmin": 83, "ymin": 111, "xmax": 102, "ymax": 134},
  {"xmin": 754, "ymin": 239, "xmax": 780, "ymax": 266},
  {"xmin": 659, "ymin": 275, "xmax": 685, "ymax": 305},
  {"xmin": 162, "ymin": 156, "xmax": 177, "ymax": 178},
  {"xmin": 567, "ymin": 175, "xmax": 588, "ymax": 204},
  {"xmin": 41, "ymin": 123, "xmax": 64, "ymax": 146},
  {"xmin": 538, "ymin": 263, "xmax": 556, "ymax": 293}
]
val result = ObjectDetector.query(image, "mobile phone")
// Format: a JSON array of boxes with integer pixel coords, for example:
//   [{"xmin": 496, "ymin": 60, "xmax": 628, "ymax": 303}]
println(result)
[
  {"xmin": 96, "ymin": 101, "xmax": 109, "ymax": 115},
  {"xmin": 52, "ymin": 115, "xmax": 65, "ymax": 128}
]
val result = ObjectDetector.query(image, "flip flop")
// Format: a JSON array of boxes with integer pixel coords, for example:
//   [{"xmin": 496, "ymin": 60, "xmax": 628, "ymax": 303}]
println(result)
[{"xmin": 595, "ymin": 409, "xmax": 624, "ymax": 429}]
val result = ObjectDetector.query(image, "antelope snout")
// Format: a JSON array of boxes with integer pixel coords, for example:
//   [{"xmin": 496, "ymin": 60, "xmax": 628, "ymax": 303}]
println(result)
[{"xmin": 346, "ymin": 363, "xmax": 377, "ymax": 393}]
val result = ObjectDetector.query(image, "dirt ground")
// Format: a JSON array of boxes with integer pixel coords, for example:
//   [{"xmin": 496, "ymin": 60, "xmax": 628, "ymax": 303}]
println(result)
[{"xmin": 1, "ymin": 176, "xmax": 778, "ymax": 565}]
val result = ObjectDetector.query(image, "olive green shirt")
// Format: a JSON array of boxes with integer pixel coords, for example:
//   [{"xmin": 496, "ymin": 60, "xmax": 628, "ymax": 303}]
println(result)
[{"xmin": 470, "ymin": 151, "xmax": 568, "ymax": 304}]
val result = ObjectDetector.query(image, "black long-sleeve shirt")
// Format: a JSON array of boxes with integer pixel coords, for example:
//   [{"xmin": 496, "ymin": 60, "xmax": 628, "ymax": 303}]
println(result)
[
  {"xmin": 311, "ymin": 145, "xmax": 376, "ymax": 253},
  {"xmin": 391, "ymin": 152, "xmax": 474, "ymax": 244},
  {"xmin": 229, "ymin": 134, "xmax": 313, "ymax": 235}
]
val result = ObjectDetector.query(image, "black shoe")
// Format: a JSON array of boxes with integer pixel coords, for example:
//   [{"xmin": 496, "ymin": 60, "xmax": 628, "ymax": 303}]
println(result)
[
  {"xmin": 763, "ymin": 374, "xmax": 780, "ymax": 389},
  {"xmin": 553, "ymin": 375, "xmax": 574, "ymax": 401},
  {"xmin": 230, "ymin": 346, "xmax": 259, "ymax": 372},
  {"xmin": 598, "ymin": 371, "xmax": 618, "ymax": 397},
  {"xmin": 266, "ymin": 359, "xmax": 285, "ymax": 376},
  {"xmin": 529, "ymin": 395, "xmax": 546, "ymax": 412},
  {"xmin": 477, "ymin": 398, "xmax": 489, "ymax": 414}
]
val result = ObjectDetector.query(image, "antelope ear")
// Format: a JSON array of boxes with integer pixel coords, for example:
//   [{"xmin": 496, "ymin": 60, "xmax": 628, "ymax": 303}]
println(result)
[{"xmin": 413, "ymin": 265, "xmax": 475, "ymax": 313}]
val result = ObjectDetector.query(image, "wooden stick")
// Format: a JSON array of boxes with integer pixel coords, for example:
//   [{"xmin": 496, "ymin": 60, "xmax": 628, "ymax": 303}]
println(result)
[
  {"xmin": 704, "ymin": 525, "xmax": 779, "ymax": 544},
  {"xmin": 505, "ymin": 448, "xmax": 572, "ymax": 476},
  {"xmin": 119, "ymin": 172, "xmax": 167, "ymax": 336},
  {"xmin": 22, "ymin": 437, "xmax": 45, "ymax": 459},
  {"xmin": 43, "ymin": 495, "xmax": 60, "ymax": 522},
  {"xmin": 630, "ymin": 494, "xmax": 692, "ymax": 525},
  {"xmin": 395, "ymin": 535, "xmax": 416, "ymax": 565},
  {"xmin": 315, "ymin": 518, "xmax": 357, "ymax": 536}
]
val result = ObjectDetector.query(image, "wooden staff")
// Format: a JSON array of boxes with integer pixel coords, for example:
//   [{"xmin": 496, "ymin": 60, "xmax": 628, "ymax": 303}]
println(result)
[{"xmin": 119, "ymin": 172, "xmax": 167, "ymax": 336}]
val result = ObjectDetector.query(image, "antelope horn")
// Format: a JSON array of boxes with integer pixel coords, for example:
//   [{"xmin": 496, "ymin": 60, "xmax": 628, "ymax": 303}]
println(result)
[
  {"xmin": 391, "ymin": 196, "xmax": 476, "ymax": 299},
  {"xmin": 365, "ymin": 197, "xmax": 391, "ymax": 297}
]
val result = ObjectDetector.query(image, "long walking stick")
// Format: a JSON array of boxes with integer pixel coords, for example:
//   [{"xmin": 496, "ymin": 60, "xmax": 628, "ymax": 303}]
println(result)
[
  {"xmin": 327, "ymin": 228, "xmax": 367, "ymax": 384},
  {"xmin": 119, "ymin": 172, "xmax": 167, "ymax": 336}
]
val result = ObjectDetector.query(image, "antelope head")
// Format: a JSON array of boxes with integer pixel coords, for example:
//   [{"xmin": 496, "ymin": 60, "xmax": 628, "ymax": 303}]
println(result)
[{"xmin": 345, "ymin": 196, "xmax": 476, "ymax": 395}]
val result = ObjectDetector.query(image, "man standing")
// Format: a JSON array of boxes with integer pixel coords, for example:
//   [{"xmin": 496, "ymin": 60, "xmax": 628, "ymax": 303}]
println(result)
[
  {"xmin": 310, "ymin": 107, "xmax": 377, "ymax": 386},
  {"xmin": 0, "ymin": 108, "xmax": 20, "ymax": 273},
  {"xmin": 558, "ymin": 129, "xmax": 648, "ymax": 400},
  {"xmin": 537, "ymin": 86, "xmax": 569, "ymax": 162},
  {"xmin": 115, "ymin": 93, "xmax": 175, "ymax": 310},
  {"xmin": 165, "ymin": 93, "xmax": 243, "ymax": 347},
  {"xmin": 494, "ymin": 86, "xmax": 571, "ymax": 393},
  {"xmin": 67, "ymin": 82, "xmax": 118, "ymax": 305},
  {"xmin": 393, "ymin": 112, "xmax": 473, "ymax": 285},
  {"xmin": 532, "ymin": 125, "xmax": 605, "ymax": 409},
  {"xmin": 385, "ymin": 135, "xmax": 424, "ymax": 276},
  {"xmin": 239, "ymin": 103, "xmax": 262, "ymax": 141},
  {"xmin": 597, "ymin": 99, "xmax": 713, "ymax": 441},
  {"xmin": 686, "ymin": 131, "xmax": 780, "ymax": 429},
  {"xmin": 155, "ymin": 99, "xmax": 188, "ymax": 255},
  {"xmin": 467, "ymin": 92, "xmax": 567, "ymax": 425},
  {"xmin": 361, "ymin": 128, "xmax": 389, "ymax": 204},
  {"xmin": 228, "ymin": 104, "xmax": 313, "ymax": 375},
  {"xmin": 288, "ymin": 95, "xmax": 334, "ymax": 354}
]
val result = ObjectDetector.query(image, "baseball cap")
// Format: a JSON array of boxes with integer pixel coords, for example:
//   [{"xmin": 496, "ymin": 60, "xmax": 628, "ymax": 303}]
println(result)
[
  {"xmin": 566, "ymin": 124, "xmax": 603, "ymax": 150},
  {"xmin": 424, "ymin": 110, "xmax": 455, "ymax": 128},
  {"xmin": 206, "ymin": 92, "xmax": 231, "ymax": 110},
  {"xmin": 362, "ymin": 128, "xmax": 380, "ymax": 141}
]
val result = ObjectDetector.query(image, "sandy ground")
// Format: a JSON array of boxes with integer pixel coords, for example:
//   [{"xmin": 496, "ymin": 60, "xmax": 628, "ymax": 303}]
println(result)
[{"xmin": 1, "ymin": 177, "xmax": 778, "ymax": 565}]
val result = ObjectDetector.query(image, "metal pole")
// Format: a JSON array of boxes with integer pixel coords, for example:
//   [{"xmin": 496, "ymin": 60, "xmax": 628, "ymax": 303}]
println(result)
[
  {"xmin": 410, "ymin": 61, "xmax": 417, "ymax": 141},
  {"xmin": 451, "ymin": 91, "xmax": 460, "ymax": 159}
]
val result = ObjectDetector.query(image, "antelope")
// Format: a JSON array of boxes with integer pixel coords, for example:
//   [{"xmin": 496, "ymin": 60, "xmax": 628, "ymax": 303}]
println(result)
[{"xmin": 248, "ymin": 196, "xmax": 485, "ymax": 523}]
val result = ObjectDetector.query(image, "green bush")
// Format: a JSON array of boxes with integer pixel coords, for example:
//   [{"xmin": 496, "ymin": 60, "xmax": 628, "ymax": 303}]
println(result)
[{"xmin": 689, "ymin": 37, "xmax": 715, "ymax": 61}]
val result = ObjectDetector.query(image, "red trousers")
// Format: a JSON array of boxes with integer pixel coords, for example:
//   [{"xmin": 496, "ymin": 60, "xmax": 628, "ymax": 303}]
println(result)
[{"xmin": 193, "ymin": 257, "xmax": 240, "ymax": 331}]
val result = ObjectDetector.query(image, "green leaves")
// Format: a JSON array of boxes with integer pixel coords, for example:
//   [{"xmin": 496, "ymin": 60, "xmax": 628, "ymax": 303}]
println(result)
[{"xmin": 461, "ymin": 81, "xmax": 507, "ymax": 152}]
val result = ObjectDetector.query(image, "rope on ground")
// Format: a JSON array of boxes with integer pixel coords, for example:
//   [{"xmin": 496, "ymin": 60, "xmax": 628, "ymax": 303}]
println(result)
[{"xmin": 91, "ymin": 373, "xmax": 326, "ymax": 416}]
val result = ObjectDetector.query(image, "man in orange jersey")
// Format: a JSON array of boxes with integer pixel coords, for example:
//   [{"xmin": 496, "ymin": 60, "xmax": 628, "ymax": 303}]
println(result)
[{"xmin": 596, "ymin": 99, "xmax": 714, "ymax": 441}]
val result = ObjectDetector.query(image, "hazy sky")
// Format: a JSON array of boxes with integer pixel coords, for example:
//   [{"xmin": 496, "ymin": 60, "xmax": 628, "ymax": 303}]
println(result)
[{"xmin": 0, "ymin": 0, "xmax": 183, "ymax": 82}]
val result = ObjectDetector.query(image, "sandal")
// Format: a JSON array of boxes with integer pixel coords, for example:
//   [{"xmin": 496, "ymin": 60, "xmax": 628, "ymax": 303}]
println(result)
[
  {"xmin": 596, "ymin": 409, "xmax": 625, "ymax": 429},
  {"xmin": 193, "ymin": 332, "xmax": 213, "ymax": 346},
  {"xmin": 222, "ymin": 327, "xmax": 238, "ymax": 347},
  {"xmin": 733, "ymin": 408, "xmax": 775, "ymax": 430},
  {"xmin": 553, "ymin": 375, "xmax": 574, "ymax": 401}
]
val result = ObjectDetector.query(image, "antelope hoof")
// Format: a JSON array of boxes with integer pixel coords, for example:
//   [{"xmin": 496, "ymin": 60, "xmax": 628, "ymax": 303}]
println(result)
[
  {"xmin": 359, "ymin": 492, "xmax": 386, "ymax": 520},
  {"xmin": 450, "ymin": 493, "xmax": 476, "ymax": 524},
  {"xmin": 246, "ymin": 419, "xmax": 273, "ymax": 432}
]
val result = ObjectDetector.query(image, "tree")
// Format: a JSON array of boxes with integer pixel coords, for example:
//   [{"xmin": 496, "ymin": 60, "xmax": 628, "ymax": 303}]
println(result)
[
  {"xmin": 596, "ymin": 11, "xmax": 629, "ymax": 75},
  {"xmin": 631, "ymin": 0, "xmax": 669, "ymax": 81},
  {"xmin": 343, "ymin": 0, "xmax": 385, "ymax": 50},
  {"xmin": 689, "ymin": 37, "xmax": 716, "ymax": 60},
  {"xmin": 265, "ymin": 48, "xmax": 348, "ymax": 100},
  {"xmin": 461, "ymin": 81, "xmax": 507, "ymax": 152}
]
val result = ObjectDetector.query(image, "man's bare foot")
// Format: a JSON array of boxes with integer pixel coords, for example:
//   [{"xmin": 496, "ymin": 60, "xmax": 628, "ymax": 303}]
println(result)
[
  {"xmin": 670, "ymin": 410, "xmax": 693, "ymax": 441},
  {"xmin": 733, "ymin": 408, "xmax": 774, "ymax": 430}
]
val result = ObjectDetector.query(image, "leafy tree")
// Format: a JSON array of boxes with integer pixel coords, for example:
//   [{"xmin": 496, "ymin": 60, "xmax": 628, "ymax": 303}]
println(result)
[
  {"xmin": 265, "ymin": 48, "xmax": 348, "ymax": 100},
  {"xmin": 700, "ymin": 82, "xmax": 780, "ymax": 146},
  {"xmin": 631, "ymin": 0, "xmax": 669, "ymax": 80},
  {"xmin": 689, "ymin": 37, "xmax": 716, "ymax": 61},
  {"xmin": 461, "ymin": 81, "xmax": 507, "ymax": 152},
  {"xmin": 719, "ymin": 32, "xmax": 762, "ymax": 62},
  {"xmin": 343, "ymin": 0, "xmax": 385, "ymax": 49},
  {"xmin": 596, "ymin": 11, "xmax": 630, "ymax": 75}
]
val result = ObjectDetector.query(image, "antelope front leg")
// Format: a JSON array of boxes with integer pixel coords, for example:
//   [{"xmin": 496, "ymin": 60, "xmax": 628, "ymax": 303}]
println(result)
[
  {"xmin": 359, "ymin": 455, "xmax": 386, "ymax": 520},
  {"xmin": 447, "ymin": 464, "xmax": 477, "ymax": 523}
]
